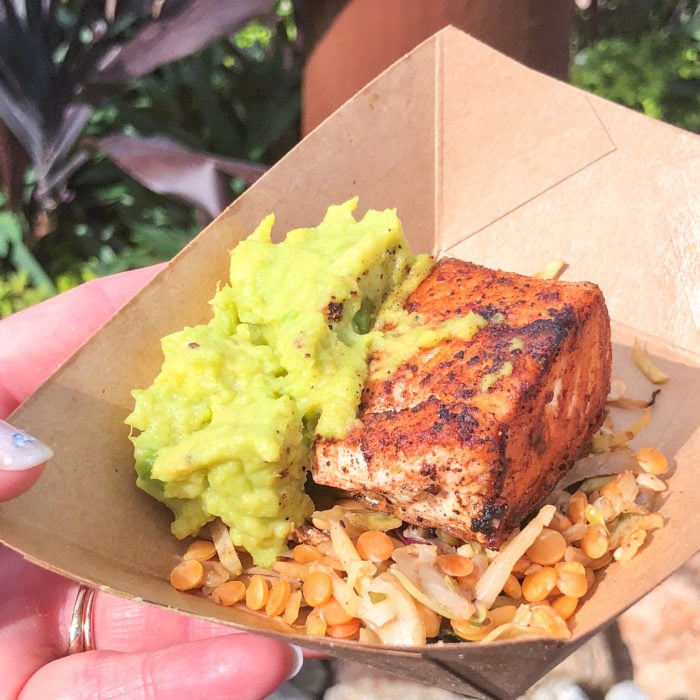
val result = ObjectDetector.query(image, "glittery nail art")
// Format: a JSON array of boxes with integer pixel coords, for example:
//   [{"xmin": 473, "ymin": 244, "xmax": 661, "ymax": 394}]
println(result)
[{"xmin": 0, "ymin": 419, "xmax": 54, "ymax": 470}]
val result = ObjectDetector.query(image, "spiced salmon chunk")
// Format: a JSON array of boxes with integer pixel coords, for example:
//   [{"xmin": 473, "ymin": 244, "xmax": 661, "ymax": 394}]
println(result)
[{"xmin": 312, "ymin": 257, "xmax": 612, "ymax": 548}]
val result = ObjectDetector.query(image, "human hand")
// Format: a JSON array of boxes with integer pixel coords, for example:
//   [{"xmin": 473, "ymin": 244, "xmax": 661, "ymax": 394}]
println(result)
[
  {"xmin": 0, "ymin": 265, "xmax": 165, "ymax": 499},
  {"xmin": 0, "ymin": 266, "xmax": 303, "ymax": 700}
]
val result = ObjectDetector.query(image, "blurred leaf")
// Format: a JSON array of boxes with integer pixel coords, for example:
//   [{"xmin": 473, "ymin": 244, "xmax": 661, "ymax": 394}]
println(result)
[
  {"xmin": 97, "ymin": 133, "xmax": 267, "ymax": 218},
  {"xmin": 90, "ymin": 219, "xmax": 194, "ymax": 274},
  {"xmin": 0, "ymin": 265, "xmax": 97, "ymax": 318},
  {"xmin": 33, "ymin": 103, "xmax": 94, "ymax": 210},
  {"xmin": 0, "ymin": 0, "xmax": 157, "ymax": 213},
  {"xmin": 1, "ymin": 1, "xmax": 300, "ymax": 292},
  {"xmin": 0, "ymin": 211, "xmax": 53, "ymax": 288},
  {"xmin": 682, "ymin": 3, "xmax": 700, "ymax": 40},
  {"xmin": 95, "ymin": 0, "xmax": 276, "ymax": 82},
  {"xmin": 0, "ymin": 78, "xmax": 45, "ymax": 169},
  {"xmin": 0, "ymin": 269, "xmax": 51, "ymax": 318},
  {"xmin": 571, "ymin": 13, "xmax": 700, "ymax": 134},
  {"xmin": 39, "ymin": 103, "xmax": 94, "ymax": 181},
  {"xmin": 0, "ymin": 119, "xmax": 29, "ymax": 209}
]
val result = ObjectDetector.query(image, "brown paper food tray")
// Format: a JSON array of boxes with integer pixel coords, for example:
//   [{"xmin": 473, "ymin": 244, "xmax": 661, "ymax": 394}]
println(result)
[{"xmin": 1, "ymin": 28, "xmax": 698, "ymax": 699}]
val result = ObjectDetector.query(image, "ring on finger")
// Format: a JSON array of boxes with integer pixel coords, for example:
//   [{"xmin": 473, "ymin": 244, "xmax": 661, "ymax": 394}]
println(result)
[{"xmin": 67, "ymin": 584, "xmax": 97, "ymax": 655}]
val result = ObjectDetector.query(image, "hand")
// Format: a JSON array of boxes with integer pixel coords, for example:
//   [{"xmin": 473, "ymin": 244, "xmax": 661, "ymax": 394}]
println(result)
[{"xmin": 0, "ymin": 267, "xmax": 303, "ymax": 700}]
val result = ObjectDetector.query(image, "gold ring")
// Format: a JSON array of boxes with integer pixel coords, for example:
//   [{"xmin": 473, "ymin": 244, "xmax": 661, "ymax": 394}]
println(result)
[{"xmin": 67, "ymin": 585, "xmax": 97, "ymax": 654}]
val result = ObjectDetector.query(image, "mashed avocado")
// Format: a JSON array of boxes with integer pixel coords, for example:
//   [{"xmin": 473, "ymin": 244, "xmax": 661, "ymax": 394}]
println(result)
[
  {"xmin": 369, "ymin": 255, "xmax": 489, "ymax": 378},
  {"xmin": 126, "ymin": 199, "xmax": 419, "ymax": 567}
]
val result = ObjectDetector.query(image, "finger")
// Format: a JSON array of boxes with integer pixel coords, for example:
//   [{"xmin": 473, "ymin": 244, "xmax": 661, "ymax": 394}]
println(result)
[
  {"xmin": 0, "ymin": 419, "xmax": 53, "ymax": 501},
  {"xmin": 0, "ymin": 466, "xmax": 44, "ymax": 502},
  {"xmin": 71, "ymin": 588, "xmax": 324, "ymax": 659},
  {"xmin": 20, "ymin": 635, "xmax": 302, "ymax": 700},
  {"xmin": 93, "ymin": 591, "xmax": 242, "ymax": 652},
  {"xmin": 0, "ymin": 547, "xmax": 78, "ymax": 698},
  {"xmin": 0, "ymin": 264, "xmax": 164, "ymax": 417},
  {"xmin": 43, "ymin": 578, "xmax": 315, "ymax": 669}
]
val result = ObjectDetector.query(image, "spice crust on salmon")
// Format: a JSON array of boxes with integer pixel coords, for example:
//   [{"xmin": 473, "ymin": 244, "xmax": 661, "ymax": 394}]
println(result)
[{"xmin": 312, "ymin": 257, "xmax": 612, "ymax": 548}]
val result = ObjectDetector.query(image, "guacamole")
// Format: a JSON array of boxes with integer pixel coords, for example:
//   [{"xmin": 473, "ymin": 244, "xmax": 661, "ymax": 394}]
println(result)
[
  {"xmin": 369, "ymin": 255, "xmax": 489, "ymax": 378},
  {"xmin": 126, "ymin": 199, "xmax": 419, "ymax": 567}
]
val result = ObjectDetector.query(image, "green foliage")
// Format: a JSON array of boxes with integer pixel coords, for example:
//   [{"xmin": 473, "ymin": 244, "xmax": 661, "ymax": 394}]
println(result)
[
  {"xmin": 571, "ymin": 30, "xmax": 699, "ymax": 132},
  {"xmin": 0, "ymin": 271, "xmax": 54, "ymax": 317},
  {"xmin": 87, "ymin": 24, "xmax": 300, "ymax": 166},
  {"xmin": 572, "ymin": 1, "xmax": 700, "ymax": 133},
  {"xmin": 36, "ymin": 22, "xmax": 300, "ymax": 281},
  {"xmin": 39, "ymin": 16, "xmax": 299, "ymax": 276},
  {"xmin": 3, "ymin": 0, "xmax": 699, "ymax": 317},
  {"xmin": 0, "ymin": 209, "xmax": 54, "ymax": 290},
  {"xmin": 573, "ymin": 0, "xmax": 687, "ymax": 45},
  {"xmin": 0, "ymin": 197, "xmax": 100, "ymax": 316},
  {"xmin": 0, "ymin": 1, "xmax": 301, "ymax": 309},
  {"xmin": 0, "ymin": 268, "xmax": 98, "ymax": 318},
  {"xmin": 35, "ymin": 156, "xmax": 201, "ymax": 280}
]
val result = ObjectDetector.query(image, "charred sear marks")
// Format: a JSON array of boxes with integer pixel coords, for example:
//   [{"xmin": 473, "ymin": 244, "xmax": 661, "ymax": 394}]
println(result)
[
  {"xmin": 519, "ymin": 318, "xmax": 568, "ymax": 364},
  {"xmin": 470, "ymin": 502, "xmax": 506, "ymax": 537},
  {"xmin": 325, "ymin": 301, "xmax": 344, "ymax": 324},
  {"xmin": 476, "ymin": 303, "xmax": 502, "ymax": 321},
  {"xmin": 312, "ymin": 256, "xmax": 612, "ymax": 550},
  {"xmin": 529, "ymin": 427, "xmax": 548, "ymax": 456},
  {"xmin": 419, "ymin": 464, "xmax": 441, "ymax": 496},
  {"xmin": 537, "ymin": 290, "xmax": 561, "ymax": 303},
  {"xmin": 420, "ymin": 463, "xmax": 437, "ymax": 478},
  {"xmin": 436, "ymin": 403, "xmax": 479, "ymax": 441},
  {"xmin": 495, "ymin": 423, "xmax": 509, "ymax": 492}
]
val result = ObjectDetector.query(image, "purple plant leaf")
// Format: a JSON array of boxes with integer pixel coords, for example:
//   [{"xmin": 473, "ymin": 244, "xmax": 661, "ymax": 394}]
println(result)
[
  {"xmin": 0, "ymin": 80, "xmax": 46, "ymax": 164},
  {"xmin": 97, "ymin": 133, "xmax": 267, "ymax": 218},
  {"xmin": 40, "ymin": 103, "xmax": 93, "ymax": 181},
  {"xmin": 40, "ymin": 149, "xmax": 91, "ymax": 204},
  {"xmin": 94, "ymin": 0, "xmax": 275, "ymax": 83}
]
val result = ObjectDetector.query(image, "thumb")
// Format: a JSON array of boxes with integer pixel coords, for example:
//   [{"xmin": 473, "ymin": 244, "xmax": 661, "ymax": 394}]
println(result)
[{"xmin": 0, "ymin": 419, "xmax": 53, "ymax": 501}]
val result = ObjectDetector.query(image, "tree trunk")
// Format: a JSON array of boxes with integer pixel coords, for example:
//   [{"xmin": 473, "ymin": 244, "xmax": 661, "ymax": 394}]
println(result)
[{"xmin": 299, "ymin": 0, "xmax": 575, "ymax": 134}]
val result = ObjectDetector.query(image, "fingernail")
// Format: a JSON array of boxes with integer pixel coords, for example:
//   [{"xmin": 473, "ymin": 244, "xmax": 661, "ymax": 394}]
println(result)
[
  {"xmin": 285, "ymin": 644, "xmax": 304, "ymax": 682},
  {"xmin": 0, "ymin": 419, "xmax": 53, "ymax": 470}
]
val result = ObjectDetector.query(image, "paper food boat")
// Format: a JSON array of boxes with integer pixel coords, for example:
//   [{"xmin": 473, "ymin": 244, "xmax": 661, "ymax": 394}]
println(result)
[{"xmin": 1, "ymin": 28, "xmax": 698, "ymax": 700}]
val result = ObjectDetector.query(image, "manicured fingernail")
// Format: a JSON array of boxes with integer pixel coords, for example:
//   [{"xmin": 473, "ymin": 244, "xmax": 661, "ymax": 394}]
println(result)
[
  {"xmin": 285, "ymin": 644, "xmax": 304, "ymax": 681},
  {"xmin": 0, "ymin": 419, "xmax": 53, "ymax": 470}
]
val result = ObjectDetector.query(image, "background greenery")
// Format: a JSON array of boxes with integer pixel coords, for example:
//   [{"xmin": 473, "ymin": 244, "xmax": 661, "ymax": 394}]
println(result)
[
  {"xmin": 0, "ymin": 0, "xmax": 698, "ymax": 317},
  {"xmin": 571, "ymin": 0, "xmax": 699, "ymax": 132}
]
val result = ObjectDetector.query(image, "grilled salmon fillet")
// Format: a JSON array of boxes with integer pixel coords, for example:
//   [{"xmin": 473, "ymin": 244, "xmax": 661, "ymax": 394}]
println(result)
[{"xmin": 312, "ymin": 257, "xmax": 612, "ymax": 548}]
